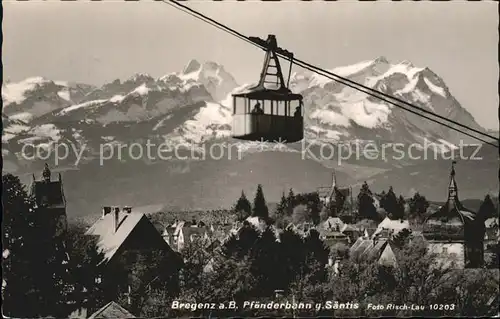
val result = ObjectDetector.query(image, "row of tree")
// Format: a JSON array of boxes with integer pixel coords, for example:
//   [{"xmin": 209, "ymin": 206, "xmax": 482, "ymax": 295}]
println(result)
[
  {"xmin": 233, "ymin": 182, "xmax": 497, "ymax": 227},
  {"xmin": 233, "ymin": 186, "xmax": 322, "ymax": 227},
  {"xmin": 351, "ymin": 181, "xmax": 496, "ymax": 224},
  {"xmin": 152, "ymin": 223, "xmax": 499, "ymax": 317},
  {"xmin": 3, "ymin": 173, "xmax": 499, "ymax": 318}
]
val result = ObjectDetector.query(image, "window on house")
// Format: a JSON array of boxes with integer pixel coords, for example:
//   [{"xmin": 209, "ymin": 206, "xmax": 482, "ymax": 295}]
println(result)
[{"xmin": 442, "ymin": 247, "xmax": 448, "ymax": 254}]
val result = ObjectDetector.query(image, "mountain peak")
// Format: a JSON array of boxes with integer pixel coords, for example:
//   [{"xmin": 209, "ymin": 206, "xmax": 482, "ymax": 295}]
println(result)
[
  {"xmin": 126, "ymin": 73, "xmax": 153, "ymax": 83},
  {"xmin": 183, "ymin": 59, "xmax": 202, "ymax": 74},
  {"xmin": 374, "ymin": 56, "xmax": 390, "ymax": 64},
  {"xmin": 399, "ymin": 60, "xmax": 415, "ymax": 68},
  {"xmin": 203, "ymin": 61, "xmax": 222, "ymax": 71}
]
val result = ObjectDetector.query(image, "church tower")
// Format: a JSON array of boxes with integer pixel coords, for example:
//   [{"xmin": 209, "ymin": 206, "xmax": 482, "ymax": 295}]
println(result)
[
  {"xmin": 29, "ymin": 163, "xmax": 68, "ymax": 236},
  {"xmin": 423, "ymin": 161, "xmax": 483, "ymax": 268}
]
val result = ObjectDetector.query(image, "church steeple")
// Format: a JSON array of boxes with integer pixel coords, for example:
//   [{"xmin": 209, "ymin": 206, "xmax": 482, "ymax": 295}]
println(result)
[
  {"xmin": 42, "ymin": 163, "xmax": 51, "ymax": 183},
  {"xmin": 448, "ymin": 160, "xmax": 458, "ymax": 201},
  {"xmin": 331, "ymin": 170, "xmax": 337, "ymax": 189},
  {"xmin": 329, "ymin": 170, "xmax": 338, "ymax": 201}
]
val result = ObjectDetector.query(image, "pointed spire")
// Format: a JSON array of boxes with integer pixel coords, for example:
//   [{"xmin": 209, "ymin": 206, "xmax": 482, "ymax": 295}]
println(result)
[
  {"xmin": 42, "ymin": 163, "xmax": 51, "ymax": 182},
  {"xmin": 328, "ymin": 170, "xmax": 337, "ymax": 202},
  {"xmin": 331, "ymin": 170, "xmax": 337, "ymax": 189},
  {"xmin": 448, "ymin": 160, "xmax": 458, "ymax": 200}
]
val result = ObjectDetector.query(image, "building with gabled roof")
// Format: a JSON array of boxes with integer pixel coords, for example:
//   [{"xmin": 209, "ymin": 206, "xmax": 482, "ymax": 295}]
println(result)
[
  {"xmin": 423, "ymin": 161, "xmax": 485, "ymax": 268},
  {"xmin": 349, "ymin": 237, "xmax": 399, "ymax": 267},
  {"xmin": 85, "ymin": 207, "xmax": 182, "ymax": 313},
  {"xmin": 323, "ymin": 217, "xmax": 344, "ymax": 231},
  {"xmin": 372, "ymin": 217, "xmax": 411, "ymax": 242},
  {"xmin": 86, "ymin": 206, "xmax": 178, "ymax": 265},
  {"xmin": 88, "ymin": 301, "xmax": 135, "ymax": 319},
  {"xmin": 485, "ymin": 217, "xmax": 499, "ymax": 229},
  {"xmin": 318, "ymin": 171, "xmax": 354, "ymax": 220},
  {"xmin": 169, "ymin": 220, "xmax": 212, "ymax": 246},
  {"xmin": 339, "ymin": 223, "xmax": 362, "ymax": 243}
]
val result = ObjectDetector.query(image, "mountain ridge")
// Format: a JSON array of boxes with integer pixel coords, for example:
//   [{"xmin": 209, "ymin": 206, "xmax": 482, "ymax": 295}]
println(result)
[{"xmin": 3, "ymin": 57, "xmax": 496, "ymax": 217}]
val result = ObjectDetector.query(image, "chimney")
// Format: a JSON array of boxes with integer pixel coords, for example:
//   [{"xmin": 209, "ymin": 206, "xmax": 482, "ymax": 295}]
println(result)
[
  {"xmin": 113, "ymin": 207, "xmax": 120, "ymax": 232},
  {"xmin": 102, "ymin": 206, "xmax": 111, "ymax": 217}
]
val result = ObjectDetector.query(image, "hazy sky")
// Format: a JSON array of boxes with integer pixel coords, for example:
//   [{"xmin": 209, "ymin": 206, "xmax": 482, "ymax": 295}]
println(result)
[{"xmin": 3, "ymin": 1, "xmax": 498, "ymax": 129}]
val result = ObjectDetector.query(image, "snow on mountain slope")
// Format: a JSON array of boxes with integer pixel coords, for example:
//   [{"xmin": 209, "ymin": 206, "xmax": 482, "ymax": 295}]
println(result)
[
  {"xmin": 290, "ymin": 57, "xmax": 486, "ymax": 147},
  {"xmin": 2, "ymin": 77, "xmax": 96, "ymax": 119},
  {"xmin": 2, "ymin": 77, "xmax": 97, "ymax": 124},
  {"xmin": 3, "ymin": 58, "xmax": 496, "ymax": 216},
  {"xmin": 48, "ymin": 79, "xmax": 213, "ymax": 125},
  {"xmin": 2, "ymin": 64, "xmax": 236, "ymax": 170},
  {"xmin": 2, "ymin": 77, "xmax": 47, "ymax": 105},
  {"xmin": 3, "ymin": 57, "xmax": 491, "ymax": 176},
  {"xmin": 165, "ymin": 59, "xmax": 239, "ymax": 102}
]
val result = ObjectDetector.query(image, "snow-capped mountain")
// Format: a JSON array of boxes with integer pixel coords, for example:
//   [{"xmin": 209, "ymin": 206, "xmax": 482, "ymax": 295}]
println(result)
[
  {"xmin": 2, "ymin": 77, "xmax": 96, "ymax": 120},
  {"xmin": 290, "ymin": 56, "xmax": 485, "ymax": 146},
  {"xmin": 2, "ymin": 60, "xmax": 241, "ymax": 171},
  {"xmin": 3, "ymin": 57, "xmax": 491, "ymax": 165},
  {"xmin": 3, "ymin": 57, "xmax": 496, "ymax": 217},
  {"xmin": 174, "ymin": 59, "xmax": 239, "ymax": 102}
]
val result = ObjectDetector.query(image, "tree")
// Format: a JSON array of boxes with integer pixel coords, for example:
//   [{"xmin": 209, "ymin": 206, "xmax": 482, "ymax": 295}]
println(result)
[
  {"xmin": 32, "ymin": 211, "xmax": 74, "ymax": 317},
  {"xmin": 381, "ymin": 186, "xmax": 403, "ymax": 219},
  {"xmin": 291, "ymin": 204, "xmax": 309, "ymax": 225},
  {"xmin": 408, "ymin": 192, "xmax": 430, "ymax": 222},
  {"xmin": 3, "ymin": 173, "xmax": 80, "ymax": 317},
  {"xmin": 477, "ymin": 195, "xmax": 496, "ymax": 221},
  {"xmin": 222, "ymin": 223, "xmax": 259, "ymax": 259},
  {"xmin": 357, "ymin": 182, "xmax": 377, "ymax": 221},
  {"xmin": 397, "ymin": 195, "xmax": 406, "ymax": 220},
  {"xmin": 115, "ymin": 249, "xmax": 180, "ymax": 316},
  {"xmin": 2, "ymin": 174, "xmax": 39, "ymax": 318},
  {"xmin": 252, "ymin": 184, "xmax": 269, "ymax": 219},
  {"xmin": 303, "ymin": 229, "xmax": 329, "ymax": 267},
  {"xmin": 273, "ymin": 192, "xmax": 291, "ymax": 228},
  {"xmin": 65, "ymin": 222, "xmax": 106, "ymax": 314},
  {"xmin": 174, "ymin": 238, "xmax": 214, "ymax": 314},
  {"xmin": 275, "ymin": 192, "xmax": 287, "ymax": 217},
  {"xmin": 249, "ymin": 227, "xmax": 282, "ymax": 297},
  {"xmin": 286, "ymin": 188, "xmax": 295, "ymax": 216},
  {"xmin": 234, "ymin": 191, "xmax": 252, "ymax": 221},
  {"xmin": 279, "ymin": 228, "xmax": 306, "ymax": 290},
  {"xmin": 306, "ymin": 192, "xmax": 321, "ymax": 225},
  {"xmin": 329, "ymin": 242, "xmax": 350, "ymax": 260},
  {"xmin": 333, "ymin": 187, "xmax": 348, "ymax": 216}
]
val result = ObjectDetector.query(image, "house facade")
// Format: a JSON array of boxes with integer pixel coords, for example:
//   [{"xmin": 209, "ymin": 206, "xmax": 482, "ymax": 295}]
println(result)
[
  {"xmin": 163, "ymin": 220, "xmax": 211, "ymax": 251},
  {"xmin": 85, "ymin": 206, "xmax": 182, "ymax": 310},
  {"xmin": 423, "ymin": 162, "xmax": 485, "ymax": 268}
]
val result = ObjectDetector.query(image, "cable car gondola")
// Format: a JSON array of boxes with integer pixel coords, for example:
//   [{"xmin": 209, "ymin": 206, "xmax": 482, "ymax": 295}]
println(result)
[{"xmin": 231, "ymin": 35, "xmax": 304, "ymax": 143}]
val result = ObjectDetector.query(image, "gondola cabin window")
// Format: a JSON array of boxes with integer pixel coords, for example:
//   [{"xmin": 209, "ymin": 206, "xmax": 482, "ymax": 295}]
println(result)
[
  {"xmin": 275, "ymin": 101, "xmax": 286, "ymax": 116},
  {"xmin": 233, "ymin": 96, "xmax": 248, "ymax": 115},
  {"xmin": 290, "ymin": 100, "xmax": 302, "ymax": 117}
]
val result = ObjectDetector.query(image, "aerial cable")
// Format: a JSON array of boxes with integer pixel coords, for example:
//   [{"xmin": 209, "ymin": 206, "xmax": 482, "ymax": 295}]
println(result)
[
  {"xmin": 162, "ymin": 0, "xmax": 498, "ymax": 148},
  {"xmin": 296, "ymin": 64, "xmax": 498, "ymax": 148},
  {"xmin": 294, "ymin": 60, "xmax": 497, "ymax": 142}
]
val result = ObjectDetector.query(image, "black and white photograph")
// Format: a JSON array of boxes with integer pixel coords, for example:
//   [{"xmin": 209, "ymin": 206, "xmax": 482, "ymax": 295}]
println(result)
[{"xmin": 1, "ymin": 1, "xmax": 499, "ymax": 318}]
